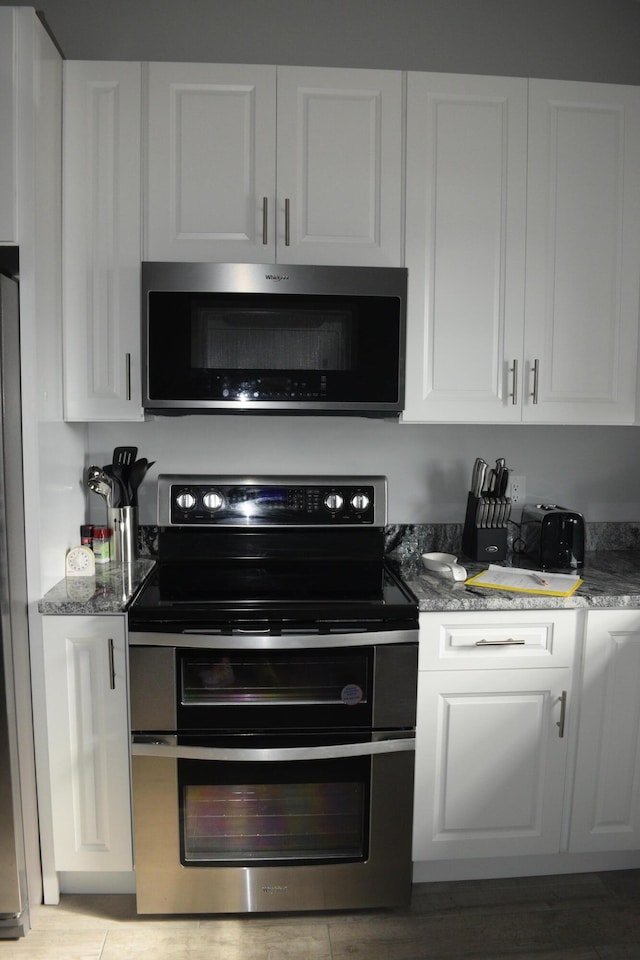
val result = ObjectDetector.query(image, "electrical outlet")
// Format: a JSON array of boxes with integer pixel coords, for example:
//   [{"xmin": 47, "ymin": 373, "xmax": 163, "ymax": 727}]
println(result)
[{"xmin": 508, "ymin": 474, "xmax": 526, "ymax": 505}]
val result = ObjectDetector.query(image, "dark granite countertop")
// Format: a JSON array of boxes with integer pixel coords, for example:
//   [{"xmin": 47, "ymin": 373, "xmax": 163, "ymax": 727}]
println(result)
[
  {"xmin": 395, "ymin": 550, "xmax": 640, "ymax": 612},
  {"xmin": 38, "ymin": 559, "xmax": 156, "ymax": 615}
]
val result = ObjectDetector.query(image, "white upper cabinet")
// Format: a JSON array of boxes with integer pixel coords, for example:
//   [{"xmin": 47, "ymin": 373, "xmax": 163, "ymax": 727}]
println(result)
[
  {"xmin": 0, "ymin": 8, "xmax": 17, "ymax": 242},
  {"xmin": 403, "ymin": 73, "xmax": 528, "ymax": 422},
  {"xmin": 275, "ymin": 66, "xmax": 402, "ymax": 266},
  {"xmin": 145, "ymin": 63, "xmax": 277, "ymax": 262},
  {"xmin": 523, "ymin": 80, "xmax": 640, "ymax": 424},
  {"xmin": 62, "ymin": 61, "xmax": 143, "ymax": 421},
  {"xmin": 403, "ymin": 75, "xmax": 640, "ymax": 424},
  {"xmin": 145, "ymin": 63, "xmax": 403, "ymax": 266}
]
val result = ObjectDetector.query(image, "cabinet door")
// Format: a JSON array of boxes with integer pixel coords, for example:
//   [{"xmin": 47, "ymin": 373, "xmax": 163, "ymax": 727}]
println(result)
[
  {"xmin": 145, "ymin": 62, "xmax": 277, "ymax": 262},
  {"xmin": 403, "ymin": 73, "xmax": 527, "ymax": 422},
  {"xmin": 276, "ymin": 66, "xmax": 402, "ymax": 266},
  {"xmin": 523, "ymin": 80, "xmax": 640, "ymax": 424},
  {"xmin": 570, "ymin": 610, "xmax": 640, "ymax": 852},
  {"xmin": 42, "ymin": 616, "xmax": 132, "ymax": 872},
  {"xmin": 62, "ymin": 61, "xmax": 143, "ymax": 421},
  {"xmin": 413, "ymin": 668, "xmax": 570, "ymax": 861},
  {"xmin": 0, "ymin": 8, "xmax": 17, "ymax": 242}
]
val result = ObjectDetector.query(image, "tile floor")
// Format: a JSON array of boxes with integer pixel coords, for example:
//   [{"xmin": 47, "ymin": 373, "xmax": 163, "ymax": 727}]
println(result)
[{"xmin": 2, "ymin": 871, "xmax": 640, "ymax": 959}]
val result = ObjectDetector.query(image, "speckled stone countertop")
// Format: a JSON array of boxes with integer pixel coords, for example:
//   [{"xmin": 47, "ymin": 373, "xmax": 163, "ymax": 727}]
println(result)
[
  {"xmin": 38, "ymin": 521, "xmax": 640, "ymax": 616},
  {"xmin": 38, "ymin": 559, "xmax": 156, "ymax": 615},
  {"xmin": 392, "ymin": 551, "xmax": 640, "ymax": 612}
]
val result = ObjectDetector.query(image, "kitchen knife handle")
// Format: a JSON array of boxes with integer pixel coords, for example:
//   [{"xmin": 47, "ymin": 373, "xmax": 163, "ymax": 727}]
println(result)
[
  {"xmin": 531, "ymin": 358, "xmax": 540, "ymax": 404},
  {"xmin": 556, "ymin": 690, "xmax": 567, "ymax": 738},
  {"xmin": 262, "ymin": 197, "xmax": 268, "ymax": 244},
  {"xmin": 285, "ymin": 198, "xmax": 291, "ymax": 246},
  {"xmin": 510, "ymin": 358, "xmax": 518, "ymax": 405}
]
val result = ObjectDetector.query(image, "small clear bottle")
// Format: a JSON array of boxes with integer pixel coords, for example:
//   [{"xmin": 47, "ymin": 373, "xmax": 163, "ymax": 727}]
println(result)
[{"xmin": 92, "ymin": 526, "xmax": 111, "ymax": 564}]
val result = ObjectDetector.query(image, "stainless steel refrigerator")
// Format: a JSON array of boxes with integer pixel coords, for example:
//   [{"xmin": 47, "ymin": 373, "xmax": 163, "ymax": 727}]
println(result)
[{"xmin": 0, "ymin": 272, "xmax": 30, "ymax": 938}]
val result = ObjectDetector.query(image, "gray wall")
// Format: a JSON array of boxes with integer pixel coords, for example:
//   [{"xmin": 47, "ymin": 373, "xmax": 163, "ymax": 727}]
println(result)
[
  {"xmin": 8, "ymin": 0, "xmax": 640, "ymax": 528},
  {"xmin": 6, "ymin": 0, "xmax": 640, "ymax": 83}
]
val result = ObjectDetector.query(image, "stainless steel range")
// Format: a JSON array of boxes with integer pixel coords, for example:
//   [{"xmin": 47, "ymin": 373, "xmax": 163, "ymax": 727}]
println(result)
[{"xmin": 128, "ymin": 475, "xmax": 418, "ymax": 915}]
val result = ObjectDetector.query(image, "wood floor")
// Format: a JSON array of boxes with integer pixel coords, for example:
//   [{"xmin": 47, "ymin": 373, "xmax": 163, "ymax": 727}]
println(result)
[{"xmin": 4, "ymin": 871, "xmax": 640, "ymax": 959}]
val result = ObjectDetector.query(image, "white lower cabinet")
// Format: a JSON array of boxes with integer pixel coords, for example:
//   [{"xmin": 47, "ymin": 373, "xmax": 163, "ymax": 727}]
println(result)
[
  {"xmin": 413, "ymin": 611, "xmax": 577, "ymax": 862},
  {"xmin": 570, "ymin": 609, "xmax": 640, "ymax": 853},
  {"xmin": 42, "ymin": 616, "xmax": 133, "ymax": 872}
]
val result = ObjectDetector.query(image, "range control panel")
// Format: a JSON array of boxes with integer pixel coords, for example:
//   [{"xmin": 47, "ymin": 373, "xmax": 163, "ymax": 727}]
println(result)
[{"xmin": 157, "ymin": 475, "xmax": 386, "ymax": 527}]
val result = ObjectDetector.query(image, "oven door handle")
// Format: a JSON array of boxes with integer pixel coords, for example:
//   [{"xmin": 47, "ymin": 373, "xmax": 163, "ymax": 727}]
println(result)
[
  {"xmin": 129, "ymin": 630, "xmax": 418, "ymax": 649},
  {"xmin": 131, "ymin": 735, "xmax": 415, "ymax": 762}
]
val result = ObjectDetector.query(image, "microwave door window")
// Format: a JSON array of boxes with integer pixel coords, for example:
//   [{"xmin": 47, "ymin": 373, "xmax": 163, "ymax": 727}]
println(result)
[{"xmin": 191, "ymin": 307, "xmax": 353, "ymax": 372}]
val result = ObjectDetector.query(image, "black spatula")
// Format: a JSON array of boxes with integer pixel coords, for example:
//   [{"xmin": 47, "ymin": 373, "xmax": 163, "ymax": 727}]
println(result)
[{"xmin": 113, "ymin": 446, "xmax": 138, "ymax": 468}]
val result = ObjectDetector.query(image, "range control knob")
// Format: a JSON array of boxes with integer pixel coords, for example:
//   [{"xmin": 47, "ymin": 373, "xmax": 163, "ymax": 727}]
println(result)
[
  {"xmin": 324, "ymin": 492, "xmax": 344, "ymax": 512},
  {"xmin": 175, "ymin": 491, "xmax": 196, "ymax": 511},
  {"xmin": 351, "ymin": 493, "xmax": 370, "ymax": 513},
  {"xmin": 203, "ymin": 490, "xmax": 225, "ymax": 512}
]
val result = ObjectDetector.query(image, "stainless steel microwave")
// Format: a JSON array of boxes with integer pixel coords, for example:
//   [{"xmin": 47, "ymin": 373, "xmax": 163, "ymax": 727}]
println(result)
[{"xmin": 142, "ymin": 262, "xmax": 407, "ymax": 416}]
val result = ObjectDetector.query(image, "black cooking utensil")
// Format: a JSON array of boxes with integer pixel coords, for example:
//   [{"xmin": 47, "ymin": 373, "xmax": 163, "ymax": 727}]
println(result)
[
  {"xmin": 113, "ymin": 446, "xmax": 138, "ymax": 468},
  {"xmin": 103, "ymin": 463, "xmax": 127, "ymax": 507},
  {"xmin": 128, "ymin": 459, "xmax": 155, "ymax": 506}
]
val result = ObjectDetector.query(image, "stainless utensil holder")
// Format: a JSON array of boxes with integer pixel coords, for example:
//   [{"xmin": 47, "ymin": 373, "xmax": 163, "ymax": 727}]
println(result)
[
  {"xmin": 462, "ymin": 493, "xmax": 508, "ymax": 562},
  {"xmin": 108, "ymin": 506, "xmax": 138, "ymax": 564}
]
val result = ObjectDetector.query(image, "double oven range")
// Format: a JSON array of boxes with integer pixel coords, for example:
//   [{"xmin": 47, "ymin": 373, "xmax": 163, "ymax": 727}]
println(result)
[{"xmin": 128, "ymin": 475, "xmax": 418, "ymax": 915}]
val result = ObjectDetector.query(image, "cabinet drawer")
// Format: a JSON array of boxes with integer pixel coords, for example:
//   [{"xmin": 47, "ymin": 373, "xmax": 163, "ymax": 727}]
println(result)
[{"xmin": 419, "ymin": 610, "xmax": 578, "ymax": 670}]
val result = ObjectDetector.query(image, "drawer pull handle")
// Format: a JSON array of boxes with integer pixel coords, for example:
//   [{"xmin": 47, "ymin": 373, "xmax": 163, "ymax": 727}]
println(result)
[
  {"xmin": 475, "ymin": 638, "xmax": 526, "ymax": 646},
  {"xmin": 556, "ymin": 690, "xmax": 567, "ymax": 738}
]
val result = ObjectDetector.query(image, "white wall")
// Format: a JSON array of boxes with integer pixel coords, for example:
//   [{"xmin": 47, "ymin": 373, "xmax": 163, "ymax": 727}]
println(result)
[{"xmin": 87, "ymin": 419, "xmax": 640, "ymax": 527}]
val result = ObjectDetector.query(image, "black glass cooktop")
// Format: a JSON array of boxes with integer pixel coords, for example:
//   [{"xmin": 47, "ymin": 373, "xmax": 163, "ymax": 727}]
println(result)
[{"xmin": 128, "ymin": 559, "xmax": 417, "ymax": 630}]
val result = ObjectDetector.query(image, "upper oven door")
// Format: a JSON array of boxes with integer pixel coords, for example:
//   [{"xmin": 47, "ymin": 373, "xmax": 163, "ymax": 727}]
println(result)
[
  {"xmin": 142, "ymin": 262, "xmax": 407, "ymax": 415},
  {"xmin": 129, "ymin": 642, "xmax": 418, "ymax": 733}
]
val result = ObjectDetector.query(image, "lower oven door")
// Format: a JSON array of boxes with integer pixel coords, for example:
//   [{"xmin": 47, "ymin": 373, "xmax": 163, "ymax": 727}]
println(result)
[{"xmin": 131, "ymin": 733, "xmax": 415, "ymax": 914}]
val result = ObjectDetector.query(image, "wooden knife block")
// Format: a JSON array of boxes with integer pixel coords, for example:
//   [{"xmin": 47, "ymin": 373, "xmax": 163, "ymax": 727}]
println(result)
[{"xmin": 462, "ymin": 493, "xmax": 508, "ymax": 563}]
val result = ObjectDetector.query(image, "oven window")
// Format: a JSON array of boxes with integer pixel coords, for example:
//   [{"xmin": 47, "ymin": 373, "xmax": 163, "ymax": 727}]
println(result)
[
  {"xmin": 180, "ymin": 651, "xmax": 369, "ymax": 707},
  {"xmin": 179, "ymin": 757, "xmax": 369, "ymax": 865}
]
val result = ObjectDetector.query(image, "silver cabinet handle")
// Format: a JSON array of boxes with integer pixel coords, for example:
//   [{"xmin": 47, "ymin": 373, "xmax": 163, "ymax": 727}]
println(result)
[
  {"xmin": 510, "ymin": 358, "xmax": 518, "ymax": 405},
  {"xmin": 132, "ymin": 736, "xmax": 415, "ymax": 763},
  {"xmin": 285, "ymin": 198, "xmax": 291, "ymax": 246},
  {"xmin": 556, "ymin": 690, "xmax": 567, "ymax": 738},
  {"xmin": 125, "ymin": 353, "xmax": 131, "ymax": 402},
  {"xmin": 475, "ymin": 638, "xmax": 526, "ymax": 646},
  {"xmin": 531, "ymin": 358, "xmax": 540, "ymax": 404},
  {"xmin": 262, "ymin": 197, "xmax": 268, "ymax": 245},
  {"xmin": 107, "ymin": 638, "xmax": 116, "ymax": 690}
]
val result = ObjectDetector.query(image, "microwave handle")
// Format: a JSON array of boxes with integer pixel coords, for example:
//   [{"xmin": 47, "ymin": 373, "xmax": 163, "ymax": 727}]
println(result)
[
  {"xmin": 132, "ymin": 735, "xmax": 415, "ymax": 763},
  {"xmin": 262, "ymin": 197, "xmax": 268, "ymax": 245}
]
